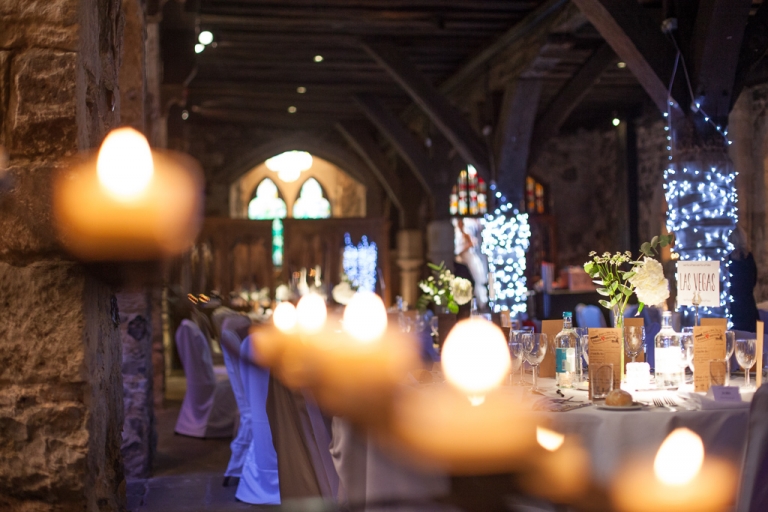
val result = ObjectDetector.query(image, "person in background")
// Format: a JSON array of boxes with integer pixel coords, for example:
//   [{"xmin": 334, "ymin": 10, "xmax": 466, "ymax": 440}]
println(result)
[{"xmin": 729, "ymin": 225, "xmax": 759, "ymax": 332}]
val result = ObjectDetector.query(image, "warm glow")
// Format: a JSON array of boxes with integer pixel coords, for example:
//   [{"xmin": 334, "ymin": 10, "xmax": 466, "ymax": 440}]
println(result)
[
  {"xmin": 287, "ymin": 106, "xmax": 297, "ymax": 114},
  {"xmin": 441, "ymin": 319, "xmax": 511, "ymax": 396},
  {"xmin": 96, "ymin": 127, "xmax": 154, "ymax": 201},
  {"xmin": 273, "ymin": 302, "xmax": 297, "ymax": 332},
  {"xmin": 266, "ymin": 150, "xmax": 312, "ymax": 183},
  {"xmin": 612, "ymin": 118, "xmax": 621, "ymax": 126},
  {"xmin": 314, "ymin": 55, "xmax": 324, "ymax": 62},
  {"xmin": 198, "ymin": 31, "xmax": 213, "ymax": 45},
  {"xmin": 537, "ymin": 427, "xmax": 565, "ymax": 452},
  {"xmin": 297, "ymin": 86, "xmax": 307, "ymax": 94},
  {"xmin": 617, "ymin": 61, "xmax": 627, "ymax": 69},
  {"xmin": 654, "ymin": 428, "xmax": 704, "ymax": 486},
  {"xmin": 342, "ymin": 291, "xmax": 387, "ymax": 343},
  {"xmin": 296, "ymin": 293, "xmax": 327, "ymax": 334}
]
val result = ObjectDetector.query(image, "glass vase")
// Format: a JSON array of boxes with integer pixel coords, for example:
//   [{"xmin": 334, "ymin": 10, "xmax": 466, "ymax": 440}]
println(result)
[{"xmin": 612, "ymin": 305, "xmax": 625, "ymax": 381}]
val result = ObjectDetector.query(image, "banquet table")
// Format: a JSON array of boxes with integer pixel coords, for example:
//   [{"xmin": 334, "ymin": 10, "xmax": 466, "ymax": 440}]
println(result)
[{"xmin": 330, "ymin": 376, "xmax": 753, "ymax": 510}]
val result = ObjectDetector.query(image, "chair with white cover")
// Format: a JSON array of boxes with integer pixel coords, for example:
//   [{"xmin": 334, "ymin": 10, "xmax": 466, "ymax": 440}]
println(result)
[
  {"xmin": 575, "ymin": 304, "xmax": 606, "ymax": 328},
  {"xmin": 220, "ymin": 315, "xmax": 252, "ymax": 484},
  {"xmin": 174, "ymin": 319, "xmax": 237, "ymax": 438},
  {"xmin": 235, "ymin": 333, "xmax": 280, "ymax": 505},
  {"xmin": 736, "ymin": 384, "xmax": 768, "ymax": 512}
]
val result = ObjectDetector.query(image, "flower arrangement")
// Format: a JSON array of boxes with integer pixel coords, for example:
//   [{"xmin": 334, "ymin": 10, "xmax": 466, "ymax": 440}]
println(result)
[
  {"xmin": 583, "ymin": 235, "xmax": 673, "ymax": 319},
  {"xmin": 332, "ymin": 272, "xmax": 357, "ymax": 305},
  {"xmin": 417, "ymin": 262, "xmax": 473, "ymax": 314}
]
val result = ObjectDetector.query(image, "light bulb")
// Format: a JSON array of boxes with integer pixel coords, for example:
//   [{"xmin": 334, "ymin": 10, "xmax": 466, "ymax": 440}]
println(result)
[
  {"xmin": 198, "ymin": 31, "xmax": 213, "ymax": 45},
  {"xmin": 654, "ymin": 428, "xmax": 704, "ymax": 485},
  {"xmin": 96, "ymin": 127, "xmax": 154, "ymax": 201},
  {"xmin": 441, "ymin": 319, "xmax": 511, "ymax": 397},
  {"xmin": 273, "ymin": 302, "xmax": 297, "ymax": 332},
  {"xmin": 537, "ymin": 427, "xmax": 565, "ymax": 452},
  {"xmin": 612, "ymin": 118, "xmax": 620, "ymax": 126},
  {"xmin": 342, "ymin": 291, "xmax": 387, "ymax": 343},
  {"xmin": 296, "ymin": 293, "xmax": 327, "ymax": 334},
  {"xmin": 194, "ymin": 44, "xmax": 205, "ymax": 54},
  {"xmin": 314, "ymin": 55, "xmax": 324, "ymax": 62}
]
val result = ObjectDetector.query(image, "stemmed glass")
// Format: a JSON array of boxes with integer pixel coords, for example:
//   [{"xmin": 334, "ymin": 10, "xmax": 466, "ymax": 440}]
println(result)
[
  {"xmin": 678, "ymin": 332, "xmax": 695, "ymax": 385},
  {"xmin": 508, "ymin": 330, "xmax": 526, "ymax": 386},
  {"xmin": 725, "ymin": 331, "xmax": 736, "ymax": 385},
  {"xmin": 575, "ymin": 327, "xmax": 588, "ymax": 383},
  {"xmin": 624, "ymin": 326, "xmax": 644, "ymax": 363},
  {"xmin": 523, "ymin": 332, "xmax": 548, "ymax": 392},
  {"xmin": 736, "ymin": 338, "xmax": 757, "ymax": 389}
]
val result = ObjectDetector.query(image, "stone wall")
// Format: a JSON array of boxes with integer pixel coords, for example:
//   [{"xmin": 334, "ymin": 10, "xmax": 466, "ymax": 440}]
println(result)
[
  {"xmin": 635, "ymin": 116, "xmax": 668, "ymax": 246},
  {"xmin": 0, "ymin": 0, "xmax": 126, "ymax": 510}
]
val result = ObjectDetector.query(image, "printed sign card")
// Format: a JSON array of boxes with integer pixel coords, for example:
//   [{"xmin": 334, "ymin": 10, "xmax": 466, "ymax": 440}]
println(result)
[
  {"xmin": 693, "ymin": 326, "xmax": 726, "ymax": 392},
  {"xmin": 539, "ymin": 320, "xmax": 563, "ymax": 378},
  {"xmin": 677, "ymin": 261, "xmax": 721, "ymax": 307},
  {"xmin": 700, "ymin": 317, "xmax": 727, "ymax": 330},
  {"xmin": 588, "ymin": 328, "xmax": 622, "ymax": 394}
]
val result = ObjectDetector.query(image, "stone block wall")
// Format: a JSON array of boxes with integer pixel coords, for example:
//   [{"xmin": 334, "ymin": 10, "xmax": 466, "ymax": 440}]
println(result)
[{"xmin": 0, "ymin": 0, "xmax": 126, "ymax": 510}]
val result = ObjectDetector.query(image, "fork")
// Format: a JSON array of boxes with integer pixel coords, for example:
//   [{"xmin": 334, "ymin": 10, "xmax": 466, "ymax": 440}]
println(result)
[{"xmin": 663, "ymin": 397, "xmax": 679, "ymax": 407}]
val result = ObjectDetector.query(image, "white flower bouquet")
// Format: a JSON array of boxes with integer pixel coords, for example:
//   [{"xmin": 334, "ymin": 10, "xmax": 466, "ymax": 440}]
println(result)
[
  {"xmin": 417, "ymin": 262, "xmax": 473, "ymax": 314},
  {"xmin": 583, "ymin": 235, "xmax": 673, "ymax": 318}
]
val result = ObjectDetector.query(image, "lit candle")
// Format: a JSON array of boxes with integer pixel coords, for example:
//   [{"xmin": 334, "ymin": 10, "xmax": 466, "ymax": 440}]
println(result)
[
  {"xmin": 54, "ymin": 127, "xmax": 203, "ymax": 260},
  {"xmin": 611, "ymin": 428, "xmax": 737, "ymax": 512},
  {"xmin": 522, "ymin": 427, "xmax": 591, "ymax": 503}
]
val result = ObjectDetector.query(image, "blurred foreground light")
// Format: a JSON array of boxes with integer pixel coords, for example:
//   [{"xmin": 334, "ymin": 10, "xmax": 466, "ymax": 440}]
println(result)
[
  {"xmin": 441, "ymin": 319, "xmax": 511, "ymax": 397},
  {"xmin": 273, "ymin": 302, "xmax": 298, "ymax": 333},
  {"xmin": 296, "ymin": 293, "xmax": 327, "ymax": 334},
  {"xmin": 53, "ymin": 127, "xmax": 203, "ymax": 261},
  {"xmin": 537, "ymin": 427, "xmax": 565, "ymax": 452},
  {"xmin": 198, "ymin": 31, "xmax": 213, "ymax": 45},
  {"xmin": 654, "ymin": 428, "xmax": 703, "ymax": 486},
  {"xmin": 343, "ymin": 291, "xmax": 387, "ymax": 343}
]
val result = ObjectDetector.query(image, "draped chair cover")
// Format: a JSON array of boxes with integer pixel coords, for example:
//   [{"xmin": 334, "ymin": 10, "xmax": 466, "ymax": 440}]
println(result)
[
  {"xmin": 220, "ymin": 314, "xmax": 253, "ymax": 479},
  {"xmin": 736, "ymin": 384, "xmax": 768, "ymax": 512},
  {"xmin": 575, "ymin": 304, "xmax": 607, "ymax": 328},
  {"xmin": 174, "ymin": 319, "xmax": 237, "ymax": 438},
  {"xmin": 235, "ymin": 334, "xmax": 281, "ymax": 504}
]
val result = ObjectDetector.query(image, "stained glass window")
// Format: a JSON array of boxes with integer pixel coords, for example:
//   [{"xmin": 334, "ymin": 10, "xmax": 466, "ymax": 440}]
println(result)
[
  {"xmin": 525, "ymin": 177, "xmax": 547, "ymax": 214},
  {"xmin": 248, "ymin": 178, "xmax": 287, "ymax": 267},
  {"xmin": 449, "ymin": 165, "xmax": 486, "ymax": 216},
  {"xmin": 293, "ymin": 178, "xmax": 331, "ymax": 219}
]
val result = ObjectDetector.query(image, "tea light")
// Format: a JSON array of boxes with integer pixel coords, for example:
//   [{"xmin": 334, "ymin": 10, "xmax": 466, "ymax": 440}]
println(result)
[
  {"xmin": 625, "ymin": 362, "xmax": 651, "ymax": 390},
  {"xmin": 54, "ymin": 127, "xmax": 203, "ymax": 260},
  {"xmin": 612, "ymin": 428, "xmax": 737, "ymax": 512}
]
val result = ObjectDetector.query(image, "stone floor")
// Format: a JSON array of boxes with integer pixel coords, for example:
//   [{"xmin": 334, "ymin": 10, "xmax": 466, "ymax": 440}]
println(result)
[{"xmin": 126, "ymin": 401, "xmax": 271, "ymax": 512}]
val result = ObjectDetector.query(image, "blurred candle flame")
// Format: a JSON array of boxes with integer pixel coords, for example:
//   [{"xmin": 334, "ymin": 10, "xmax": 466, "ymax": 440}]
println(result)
[
  {"xmin": 537, "ymin": 427, "xmax": 565, "ymax": 452},
  {"xmin": 96, "ymin": 127, "xmax": 154, "ymax": 201},
  {"xmin": 441, "ymin": 319, "xmax": 511, "ymax": 396},
  {"xmin": 343, "ymin": 291, "xmax": 387, "ymax": 343},
  {"xmin": 654, "ymin": 428, "xmax": 704, "ymax": 486},
  {"xmin": 273, "ymin": 301, "xmax": 298, "ymax": 333},
  {"xmin": 296, "ymin": 293, "xmax": 327, "ymax": 334}
]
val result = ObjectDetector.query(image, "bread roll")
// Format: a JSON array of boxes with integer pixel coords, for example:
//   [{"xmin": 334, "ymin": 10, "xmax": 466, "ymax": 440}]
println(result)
[{"xmin": 605, "ymin": 389, "xmax": 633, "ymax": 407}]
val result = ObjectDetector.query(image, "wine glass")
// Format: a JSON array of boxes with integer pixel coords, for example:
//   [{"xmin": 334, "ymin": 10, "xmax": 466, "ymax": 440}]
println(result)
[
  {"xmin": 508, "ymin": 330, "xmax": 526, "ymax": 386},
  {"xmin": 736, "ymin": 338, "xmax": 757, "ymax": 389},
  {"xmin": 725, "ymin": 331, "xmax": 736, "ymax": 385},
  {"xmin": 575, "ymin": 327, "xmax": 588, "ymax": 382},
  {"xmin": 624, "ymin": 326, "xmax": 644, "ymax": 363},
  {"xmin": 678, "ymin": 333, "xmax": 694, "ymax": 385},
  {"xmin": 523, "ymin": 332, "xmax": 548, "ymax": 392}
]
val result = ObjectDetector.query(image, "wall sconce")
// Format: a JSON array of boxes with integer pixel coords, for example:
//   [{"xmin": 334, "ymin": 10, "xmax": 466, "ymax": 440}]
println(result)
[{"xmin": 53, "ymin": 127, "xmax": 203, "ymax": 262}]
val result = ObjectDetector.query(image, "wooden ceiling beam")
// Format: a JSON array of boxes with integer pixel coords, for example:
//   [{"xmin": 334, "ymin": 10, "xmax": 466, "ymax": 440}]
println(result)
[
  {"xmin": 335, "ymin": 121, "xmax": 406, "ymax": 225},
  {"xmin": 531, "ymin": 43, "xmax": 616, "ymax": 152},
  {"xmin": 571, "ymin": 0, "xmax": 685, "ymax": 112},
  {"xmin": 353, "ymin": 93, "xmax": 433, "ymax": 192},
  {"xmin": 691, "ymin": 0, "xmax": 752, "ymax": 124},
  {"xmin": 732, "ymin": 0, "xmax": 768, "ymax": 108},
  {"xmin": 361, "ymin": 40, "xmax": 491, "ymax": 181}
]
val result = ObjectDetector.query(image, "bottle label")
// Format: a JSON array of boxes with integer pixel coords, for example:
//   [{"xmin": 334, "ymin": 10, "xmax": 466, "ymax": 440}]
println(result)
[{"xmin": 556, "ymin": 347, "xmax": 568, "ymax": 373}]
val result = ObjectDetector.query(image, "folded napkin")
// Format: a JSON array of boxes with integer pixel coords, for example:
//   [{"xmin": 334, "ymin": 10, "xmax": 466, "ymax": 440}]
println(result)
[{"xmin": 678, "ymin": 391, "xmax": 750, "ymax": 410}]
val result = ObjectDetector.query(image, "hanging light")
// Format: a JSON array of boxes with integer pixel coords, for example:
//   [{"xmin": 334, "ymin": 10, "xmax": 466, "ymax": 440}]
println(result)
[{"xmin": 265, "ymin": 150, "xmax": 313, "ymax": 183}]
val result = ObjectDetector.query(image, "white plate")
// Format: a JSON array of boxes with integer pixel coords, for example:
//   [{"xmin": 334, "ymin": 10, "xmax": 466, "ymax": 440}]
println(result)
[{"xmin": 595, "ymin": 403, "xmax": 644, "ymax": 411}]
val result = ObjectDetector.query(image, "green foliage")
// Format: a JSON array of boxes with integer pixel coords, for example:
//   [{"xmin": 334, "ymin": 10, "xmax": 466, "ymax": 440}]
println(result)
[{"xmin": 417, "ymin": 261, "xmax": 460, "ymax": 313}]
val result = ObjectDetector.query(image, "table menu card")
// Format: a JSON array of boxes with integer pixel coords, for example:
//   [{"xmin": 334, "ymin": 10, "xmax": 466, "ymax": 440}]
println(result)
[
  {"xmin": 539, "ymin": 320, "xmax": 563, "ymax": 378},
  {"xmin": 588, "ymin": 328, "xmax": 622, "ymax": 394},
  {"xmin": 693, "ymin": 326, "xmax": 726, "ymax": 392},
  {"xmin": 700, "ymin": 317, "xmax": 727, "ymax": 330}
]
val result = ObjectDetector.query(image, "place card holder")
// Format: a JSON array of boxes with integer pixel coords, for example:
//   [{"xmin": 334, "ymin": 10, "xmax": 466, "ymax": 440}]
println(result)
[
  {"xmin": 588, "ymin": 328, "xmax": 622, "ymax": 395},
  {"xmin": 693, "ymin": 326, "xmax": 726, "ymax": 392},
  {"xmin": 623, "ymin": 316, "xmax": 645, "ymax": 366},
  {"xmin": 539, "ymin": 320, "xmax": 562, "ymax": 378}
]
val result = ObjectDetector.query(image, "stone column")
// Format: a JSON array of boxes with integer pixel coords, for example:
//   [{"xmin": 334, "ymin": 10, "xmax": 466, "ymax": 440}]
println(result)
[
  {"xmin": 396, "ymin": 230, "xmax": 424, "ymax": 307},
  {"xmin": 0, "ymin": 1, "xmax": 125, "ymax": 510},
  {"xmin": 426, "ymin": 219, "xmax": 455, "ymax": 271}
]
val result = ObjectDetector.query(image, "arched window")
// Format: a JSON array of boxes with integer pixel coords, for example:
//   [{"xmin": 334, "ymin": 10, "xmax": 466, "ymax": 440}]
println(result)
[
  {"xmin": 248, "ymin": 178, "xmax": 287, "ymax": 220},
  {"xmin": 248, "ymin": 179, "xmax": 287, "ymax": 267},
  {"xmin": 293, "ymin": 178, "xmax": 331, "ymax": 219}
]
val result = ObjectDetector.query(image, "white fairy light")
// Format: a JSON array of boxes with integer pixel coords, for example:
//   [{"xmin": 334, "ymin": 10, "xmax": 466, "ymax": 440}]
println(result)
[{"xmin": 343, "ymin": 233, "xmax": 378, "ymax": 293}]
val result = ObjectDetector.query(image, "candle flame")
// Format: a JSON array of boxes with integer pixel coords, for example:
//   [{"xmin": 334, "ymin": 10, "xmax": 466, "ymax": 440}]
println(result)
[
  {"xmin": 273, "ymin": 302, "xmax": 297, "ymax": 332},
  {"xmin": 342, "ymin": 291, "xmax": 387, "ymax": 343},
  {"xmin": 537, "ymin": 427, "xmax": 565, "ymax": 452},
  {"xmin": 441, "ymin": 319, "xmax": 511, "ymax": 396},
  {"xmin": 296, "ymin": 293, "xmax": 327, "ymax": 334},
  {"xmin": 654, "ymin": 428, "xmax": 704, "ymax": 485},
  {"xmin": 96, "ymin": 127, "xmax": 154, "ymax": 201}
]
